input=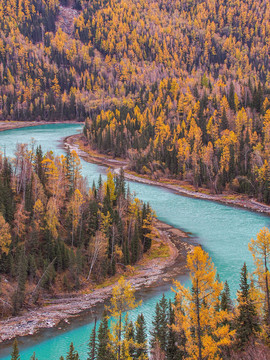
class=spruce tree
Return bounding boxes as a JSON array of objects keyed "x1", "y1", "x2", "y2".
[
  {"x1": 88, "y1": 318, "x2": 97, "y2": 360},
  {"x1": 97, "y1": 312, "x2": 113, "y2": 360},
  {"x1": 135, "y1": 314, "x2": 148, "y2": 359},
  {"x1": 66, "y1": 342, "x2": 79, "y2": 360},
  {"x1": 235, "y1": 263, "x2": 260, "y2": 349},
  {"x1": 11, "y1": 339, "x2": 20, "y2": 360},
  {"x1": 150, "y1": 294, "x2": 168, "y2": 352},
  {"x1": 124, "y1": 320, "x2": 135, "y2": 358},
  {"x1": 221, "y1": 281, "x2": 232, "y2": 313},
  {"x1": 166, "y1": 301, "x2": 184, "y2": 360},
  {"x1": 131, "y1": 224, "x2": 140, "y2": 264}
]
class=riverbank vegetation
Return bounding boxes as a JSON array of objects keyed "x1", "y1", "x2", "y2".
[
  {"x1": 0, "y1": 144, "x2": 154, "y2": 317},
  {"x1": 10, "y1": 226, "x2": 270, "y2": 359}
]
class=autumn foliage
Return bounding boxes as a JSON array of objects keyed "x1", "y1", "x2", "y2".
[{"x1": 0, "y1": 145, "x2": 154, "y2": 316}]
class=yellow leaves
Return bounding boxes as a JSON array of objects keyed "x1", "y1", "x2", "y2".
[
  {"x1": 33, "y1": 199, "x2": 44, "y2": 230},
  {"x1": 106, "y1": 277, "x2": 141, "y2": 358},
  {"x1": 256, "y1": 160, "x2": 269, "y2": 183},
  {"x1": 100, "y1": 211, "x2": 112, "y2": 235},
  {"x1": 13, "y1": 203, "x2": 29, "y2": 241},
  {"x1": 142, "y1": 213, "x2": 156, "y2": 240},
  {"x1": 108, "y1": 277, "x2": 140, "y2": 332},
  {"x1": 248, "y1": 227, "x2": 270, "y2": 312},
  {"x1": 173, "y1": 247, "x2": 234, "y2": 360},
  {"x1": 51, "y1": 28, "x2": 68, "y2": 53},
  {"x1": 249, "y1": 227, "x2": 270, "y2": 260},
  {"x1": 154, "y1": 115, "x2": 170, "y2": 146},
  {"x1": 42, "y1": 157, "x2": 59, "y2": 196},
  {"x1": 0, "y1": 213, "x2": 11, "y2": 256},
  {"x1": 51, "y1": 75, "x2": 61, "y2": 98},
  {"x1": 104, "y1": 170, "x2": 116, "y2": 202},
  {"x1": 235, "y1": 108, "x2": 248, "y2": 136},
  {"x1": 129, "y1": 197, "x2": 142, "y2": 218},
  {"x1": 44, "y1": 198, "x2": 59, "y2": 240},
  {"x1": 68, "y1": 189, "x2": 83, "y2": 230}
]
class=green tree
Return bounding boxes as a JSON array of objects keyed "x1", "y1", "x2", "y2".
[
  {"x1": 235, "y1": 263, "x2": 260, "y2": 349},
  {"x1": 10, "y1": 339, "x2": 20, "y2": 360},
  {"x1": 88, "y1": 318, "x2": 97, "y2": 360},
  {"x1": 150, "y1": 294, "x2": 168, "y2": 352},
  {"x1": 135, "y1": 314, "x2": 148, "y2": 359},
  {"x1": 221, "y1": 281, "x2": 233, "y2": 313},
  {"x1": 66, "y1": 342, "x2": 79, "y2": 360},
  {"x1": 97, "y1": 312, "x2": 114, "y2": 360},
  {"x1": 166, "y1": 300, "x2": 184, "y2": 360}
]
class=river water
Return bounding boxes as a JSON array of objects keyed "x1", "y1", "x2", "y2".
[{"x1": 0, "y1": 124, "x2": 269, "y2": 359}]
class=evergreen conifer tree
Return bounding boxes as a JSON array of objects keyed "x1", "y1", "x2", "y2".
[
  {"x1": 150, "y1": 295, "x2": 168, "y2": 352},
  {"x1": 97, "y1": 312, "x2": 113, "y2": 360},
  {"x1": 66, "y1": 342, "x2": 79, "y2": 360},
  {"x1": 166, "y1": 300, "x2": 183, "y2": 360},
  {"x1": 11, "y1": 339, "x2": 20, "y2": 360},
  {"x1": 88, "y1": 318, "x2": 97, "y2": 360},
  {"x1": 221, "y1": 281, "x2": 232, "y2": 312},
  {"x1": 135, "y1": 314, "x2": 148, "y2": 359},
  {"x1": 235, "y1": 263, "x2": 260, "y2": 349}
]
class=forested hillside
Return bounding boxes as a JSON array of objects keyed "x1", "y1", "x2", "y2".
[
  {"x1": 0, "y1": 144, "x2": 154, "y2": 316},
  {"x1": 1, "y1": 0, "x2": 270, "y2": 202}
]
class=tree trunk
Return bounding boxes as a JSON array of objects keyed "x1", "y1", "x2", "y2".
[
  {"x1": 118, "y1": 312, "x2": 122, "y2": 360},
  {"x1": 264, "y1": 253, "x2": 270, "y2": 325},
  {"x1": 91, "y1": 317, "x2": 97, "y2": 360},
  {"x1": 196, "y1": 279, "x2": 202, "y2": 360}
]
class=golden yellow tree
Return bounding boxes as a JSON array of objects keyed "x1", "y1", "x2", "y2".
[
  {"x1": 0, "y1": 213, "x2": 11, "y2": 256},
  {"x1": 107, "y1": 277, "x2": 140, "y2": 360},
  {"x1": 173, "y1": 247, "x2": 235, "y2": 360},
  {"x1": 104, "y1": 170, "x2": 116, "y2": 203},
  {"x1": 44, "y1": 198, "x2": 60, "y2": 240},
  {"x1": 249, "y1": 227, "x2": 270, "y2": 326}
]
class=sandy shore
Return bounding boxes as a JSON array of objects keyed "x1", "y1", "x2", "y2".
[
  {"x1": 64, "y1": 133, "x2": 270, "y2": 216},
  {"x1": 0, "y1": 220, "x2": 193, "y2": 343}
]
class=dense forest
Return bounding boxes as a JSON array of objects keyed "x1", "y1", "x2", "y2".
[
  {"x1": 11, "y1": 227, "x2": 270, "y2": 360},
  {"x1": 1, "y1": 0, "x2": 270, "y2": 202},
  {"x1": 0, "y1": 144, "x2": 154, "y2": 316}
]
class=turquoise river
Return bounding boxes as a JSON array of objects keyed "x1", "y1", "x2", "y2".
[{"x1": 0, "y1": 123, "x2": 269, "y2": 359}]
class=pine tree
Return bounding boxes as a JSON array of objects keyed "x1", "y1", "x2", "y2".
[
  {"x1": 88, "y1": 318, "x2": 97, "y2": 360},
  {"x1": 221, "y1": 281, "x2": 233, "y2": 313},
  {"x1": 166, "y1": 300, "x2": 184, "y2": 360},
  {"x1": 123, "y1": 319, "x2": 135, "y2": 358},
  {"x1": 235, "y1": 263, "x2": 260, "y2": 349},
  {"x1": 12, "y1": 249, "x2": 27, "y2": 314},
  {"x1": 97, "y1": 312, "x2": 113, "y2": 360},
  {"x1": 131, "y1": 224, "x2": 139, "y2": 264},
  {"x1": 11, "y1": 339, "x2": 20, "y2": 360},
  {"x1": 150, "y1": 294, "x2": 168, "y2": 352},
  {"x1": 135, "y1": 314, "x2": 148, "y2": 359},
  {"x1": 66, "y1": 342, "x2": 79, "y2": 360}
]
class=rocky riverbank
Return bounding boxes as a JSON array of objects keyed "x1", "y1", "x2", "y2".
[
  {"x1": 0, "y1": 121, "x2": 82, "y2": 132},
  {"x1": 0, "y1": 220, "x2": 193, "y2": 343},
  {"x1": 64, "y1": 133, "x2": 270, "y2": 216}
]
